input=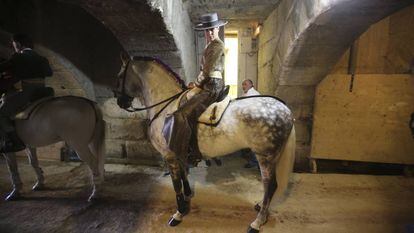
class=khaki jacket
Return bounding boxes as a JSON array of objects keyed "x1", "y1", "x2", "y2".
[{"x1": 196, "y1": 38, "x2": 225, "y2": 87}]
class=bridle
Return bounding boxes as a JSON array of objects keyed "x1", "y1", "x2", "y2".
[{"x1": 113, "y1": 59, "x2": 185, "y2": 124}]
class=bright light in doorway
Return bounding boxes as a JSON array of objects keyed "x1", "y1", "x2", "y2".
[{"x1": 224, "y1": 34, "x2": 238, "y2": 99}]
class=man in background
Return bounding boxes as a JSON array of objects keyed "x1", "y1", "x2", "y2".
[{"x1": 242, "y1": 79, "x2": 260, "y2": 97}]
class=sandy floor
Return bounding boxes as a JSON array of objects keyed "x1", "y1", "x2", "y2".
[{"x1": 0, "y1": 156, "x2": 413, "y2": 233}]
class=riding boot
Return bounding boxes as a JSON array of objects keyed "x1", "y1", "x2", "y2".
[
  {"x1": 0, "y1": 115, "x2": 14, "y2": 132},
  {"x1": 0, "y1": 117, "x2": 10, "y2": 149},
  {"x1": 188, "y1": 124, "x2": 202, "y2": 166},
  {"x1": 168, "y1": 112, "x2": 192, "y2": 161},
  {"x1": 0, "y1": 131, "x2": 26, "y2": 153},
  {"x1": 0, "y1": 115, "x2": 25, "y2": 153}
]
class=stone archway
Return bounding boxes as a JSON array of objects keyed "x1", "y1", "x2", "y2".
[{"x1": 258, "y1": 0, "x2": 414, "y2": 169}]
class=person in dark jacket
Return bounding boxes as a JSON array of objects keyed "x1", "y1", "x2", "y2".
[{"x1": 0, "y1": 33, "x2": 53, "y2": 152}]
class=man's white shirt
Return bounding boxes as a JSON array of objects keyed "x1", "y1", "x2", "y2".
[{"x1": 242, "y1": 87, "x2": 260, "y2": 97}]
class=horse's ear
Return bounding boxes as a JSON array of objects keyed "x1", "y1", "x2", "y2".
[{"x1": 120, "y1": 51, "x2": 130, "y2": 65}]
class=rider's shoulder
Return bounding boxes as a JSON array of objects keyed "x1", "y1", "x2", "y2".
[{"x1": 207, "y1": 38, "x2": 224, "y2": 51}]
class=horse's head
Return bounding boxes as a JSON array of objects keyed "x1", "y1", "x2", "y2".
[{"x1": 114, "y1": 52, "x2": 140, "y2": 110}]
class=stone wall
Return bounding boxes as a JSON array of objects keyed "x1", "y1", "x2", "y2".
[
  {"x1": 149, "y1": 0, "x2": 197, "y2": 82},
  {"x1": 258, "y1": 0, "x2": 327, "y2": 169}
]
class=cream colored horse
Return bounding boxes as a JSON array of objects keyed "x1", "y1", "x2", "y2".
[
  {"x1": 2, "y1": 96, "x2": 105, "y2": 202},
  {"x1": 115, "y1": 56, "x2": 296, "y2": 233}
]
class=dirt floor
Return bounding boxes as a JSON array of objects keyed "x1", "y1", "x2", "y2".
[{"x1": 0, "y1": 155, "x2": 414, "y2": 233}]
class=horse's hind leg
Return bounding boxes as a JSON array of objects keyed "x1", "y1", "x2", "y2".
[
  {"x1": 3, "y1": 152, "x2": 23, "y2": 201},
  {"x1": 26, "y1": 147, "x2": 45, "y2": 191},
  {"x1": 70, "y1": 144, "x2": 102, "y2": 202},
  {"x1": 248, "y1": 154, "x2": 277, "y2": 233},
  {"x1": 182, "y1": 166, "x2": 192, "y2": 198}
]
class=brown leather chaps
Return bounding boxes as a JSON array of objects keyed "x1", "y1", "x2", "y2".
[{"x1": 164, "y1": 78, "x2": 224, "y2": 163}]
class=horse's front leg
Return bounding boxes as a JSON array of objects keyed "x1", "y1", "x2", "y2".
[
  {"x1": 2, "y1": 152, "x2": 23, "y2": 201},
  {"x1": 26, "y1": 147, "x2": 45, "y2": 191},
  {"x1": 167, "y1": 158, "x2": 191, "y2": 226},
  {"x1": 182, "y1": 165, "x2": 193, "y2": 197}
]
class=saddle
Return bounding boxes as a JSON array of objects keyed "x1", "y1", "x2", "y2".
[
  {"x1": 14, "y1": 96, "x2": 54, "y2": 120},
  {"x1": 0, "y1": 87, "x2": 54, "y2": 153},
  {"x1": 176, "y1": 86, "x2": 231, "y2": 125}
]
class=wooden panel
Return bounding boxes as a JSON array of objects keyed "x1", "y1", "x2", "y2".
[
  {"x1": 355, "y1": 17, "x2": 389, "y2": 74},
  {"x1": 311, "y1": 74, "x2": 414, "y2": 164}
]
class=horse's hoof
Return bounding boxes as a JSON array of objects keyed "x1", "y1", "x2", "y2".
[
  {"x1": 254, "y1": 203, "x2": 261, "y2": 212},
  {"x1": 88, "y1": 195, "x2": 99, "y2": 203},
  {"x1": 247, "y1": 226, "x2": 260, "y2": 233},
  {"x1": 88, "y1": 192, "x2": 101, "y2": 203},
  {"x1": 5, "y1": 189, "x2": 21, "y2": 201},
  {"x1": 32, "y1": 182, "x2": 45, "y2": 191},
  {"x1": 168, "y1": 217, "x2": 181, "y2": 227}
]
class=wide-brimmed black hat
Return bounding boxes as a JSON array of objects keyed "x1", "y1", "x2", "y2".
[{"x1": 194, "y1": 12, "x2": 227, "y2": 31}]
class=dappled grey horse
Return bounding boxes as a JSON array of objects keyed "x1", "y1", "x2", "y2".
[
  {"x1": 1, "y1": 96, "x2": 105, "y2": 201},
  {"x1": 115, "y1": 55, "x2": 296, "y2": 233}
]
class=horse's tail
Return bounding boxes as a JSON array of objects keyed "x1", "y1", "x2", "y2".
[
  {"x1": 274, "y1": 125, "x2": 296, "y2": 199},
  {"x1": 89, "y1": 102, "x2": 106, "y2": 181}
]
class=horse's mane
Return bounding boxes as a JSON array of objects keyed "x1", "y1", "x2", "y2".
[{"x1": 132, "y1": 56, "x2": 187, "y2": 90}]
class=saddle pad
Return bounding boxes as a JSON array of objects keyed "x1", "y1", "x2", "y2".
[
  {"x1": 14, "y1": 97, "x2": 54, "y2": 120},
  {"x1": 198, "y1": 95, "x2": 231, "y2": 125}
]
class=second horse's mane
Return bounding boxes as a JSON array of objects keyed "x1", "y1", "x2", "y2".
[{"x1": 132, "y1": 56, "x2": 187, "y2": 90}]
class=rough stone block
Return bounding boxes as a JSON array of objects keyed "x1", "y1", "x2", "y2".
[
  {"x1": 105, "y1": 139, "x2": 125, "y2": 159},
  {"x1": 239, "y1": 36, "x2": 252, "y2": 53},
  {"x1": 278, "y1": 65, "x2": 327, "y2": 86},
  {"x1": 293, "y1": 120, "x2": 311, "y2": 144},
  {"x1": 278, "y1": 19, "x2": 296, "y2": 60},
  {"x1": 46, "y1": 71, "x2": 81, "y2": 89},
  {"x1": 257, "y1": 63, "x2": 276, "y2": 95},
  {"x1": 125, "y1": 140, "x2": 161, "y2": 161},
  {"x1": 293, "y1": 1, "x2": 311, "y2": 34},
  {"x1": 275, "y1": 85, "x2": 316, "y2": 105},
  {"x1": 106, "y1": 118, "x2": 147, "y2": 141},
  {"x1": 53, "y1": 88, "x2": 87, "y2": 97},
  {"x1": 99, "y1": 98, "x2": 147, "y2": 119},
  {"x1": 294, "y1": 144, "x2": 311, "y2": 171},
  {"x1": 289, "y1": 104, "x2": 313, "y2": 121}
]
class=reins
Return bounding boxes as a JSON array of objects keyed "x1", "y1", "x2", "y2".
[
  {"x1": 117, "y1": 59, "x2": 185, "y2": 124},
  {"x1": 122, "y1": 91, "x2": 184, "y2": 113}
]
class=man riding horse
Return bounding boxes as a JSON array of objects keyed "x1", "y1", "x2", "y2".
[
  {"x1": 165, "y1": 13, "x2": 228, "y2": 165},
  {"x1": 0, "y1": 33, "x2": 53, "y2": 153}
]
